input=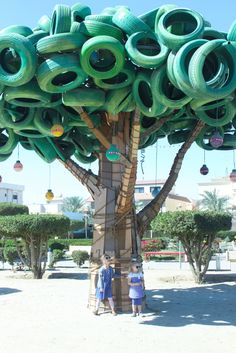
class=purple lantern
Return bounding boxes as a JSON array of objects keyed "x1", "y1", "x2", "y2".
[
  {"x1": 209, "y1": 131, "x2": 224, "y2": 148},
  {"x1": 200, "y1": 164, "x2": 209, "y2": 175},
  {"x1": 230, "y1": 169, "x2": 236, "y2": 182}
]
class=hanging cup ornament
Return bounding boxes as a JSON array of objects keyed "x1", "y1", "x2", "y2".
[
  {"x1": 209, "y1": 131, "x2": 224, "y2": 148},
  {"x1": 200, "y1": 164, "x2": 209, "y2": 175},
  {"x1": 45, "y1": 189, "x2": 54, "y2": 201},
  {"x1": 14, "y1": 160, "x2": 23, "y2": 172},
  {"x1": 51, "y1": 124, "x2": 64, "y2": 137},
  {"x1": 230, "y1": 169, "x2": 236, "y2": 182},
  {"x1": 106, "y1": 144, "x2": 121, "y2": 162}
]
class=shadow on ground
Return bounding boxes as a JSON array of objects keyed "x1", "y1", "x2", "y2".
[
  {"x1": 143, "y1": 282, "x2": 236, "y2": 327},
  {"x1": 48, "y1": 272, "x2": 88, "y2": 280},
  {"x1": 0, "y1": 287, "x2": 22, "y2": 296}
]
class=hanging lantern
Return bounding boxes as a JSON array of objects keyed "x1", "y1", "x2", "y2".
[
  {"x1": 51, "y1": 124, "x2": 64, "y2": 137},
  {"x1": 0, "y1": 175, "x2": 2, "y2": 183},
  {"x1": 106, "y1": 144, "x2": 121, "y2": 162},
  {"x1": 14, "y1": 160, "x2": 23, "y2": 172},
  {"x1": 209, "y1": 130, "x2": 224, "y2": 148},
  {"x1": 200, "y1": 164, "x2": 209, "y2": 175},
  {"x1": 230, "y1": 169, "x2": 236, "y2": 182},
  {"x1": 45, "y1": 189, "x2": 54, "y2": 201}
]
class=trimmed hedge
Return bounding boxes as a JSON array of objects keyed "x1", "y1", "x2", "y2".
[{"x1": 0, "y1": 203, "x2": 29, "y2": 216}]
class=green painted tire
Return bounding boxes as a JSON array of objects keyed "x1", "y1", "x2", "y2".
[
  {"x1": 34, "y1": 107, "x2": 70, "y2": 136},
  {"x1": 154, "y1": 4, "x2": 178, "y2": 32},
  {"x1": 71, "y1": 3, "x2": 91, "y2": 22},
  {"x1": 79, "y1": 20, "x2": 123, "y2": 41},
  {"x1": 29, "y1": 137, "x2": 58, "y2": 162},
  {"x1": 36, "y1": 54, "x2": 87, "y2": 93},
  {"x1": 1, "y1": 25, "x2": 33, "y2": 37},
  {"x1": 151, "y1": 66, "x2": 191, "y2": 109},
  {"x1": 0, "y1": 98, "x2": 35, "y2": 130},
  {"x1": 37, "y1": 32, "x2": 86, "y2": 54},
  {"x1": 167, "y1": 119, "x2": 196, "y2": 132},
  {"x1": 14, "y1": 127, "x2": 43, "y2": 139},
  {"x1": 67, "y1": 129, "x2": 94, "y2": 155},
  {"x1": 50, "y1": 4, "x2": 71, "y2": 35},
  {"x1": 94, "y1": 62, "x2": 135, "y2": 90},
  {"x1": 0, "y1": 33, "x2": 37, "y2": 87},
  {"x1": 70, "y1": 22, "x2": 81, "y2": 33},
  {"x1": 63, "y1": 87, "x2": 105, "y2": 107},
  {"x1": 132, "y1": 71, "x2": 167, "y2": 117},
  {"x1": 157, "y1": 8, "x2": 204, "y2": 51},
  {"x1": 104, "y1": 87, "x2": 133, "y2": 114},
  {"x1": 4, "y1": 80, "x2": 51, "y2": 107},
  {"x1": 195, "y1": 101, "x2": 236, "y2": 127},
  {"x1": 75, "y1": 151, "x2": 97, "y2": 164},
  {"x1": 189, "y1": 40, "x2": 236, "y2": 99},
  {"x1": 227, "y1": 20, "x2": 236, "y2": 41},
  {"x1": 125, "y1": 31, "x2": 169, "y2": 69},
  {"x1": 203, "y1": 27, "x2": 226, "y2": 40},
  {"x1": 81, "y1": 35, "x2": 125, "y2": 79},
  {"x1": 20, "y1": 137, "x2": 34, "y2": 151},
  {"x1": 27, "y1": 30, "x2": 48, "y2": 46},
  {"x1": 0, "y1": 128, "x2": 18, "y2": 154},
  {"x1": 0, "y1": 152, "x2": 12, "y2": 161},
  {"x1": 38, "y1": 15, "x2": 51, "y2": 33},
  {"x1": 168, "y1": 130, "x2": 191, "y2": 145},
  {"x1": 222, "y1": 134, "x2": 236, "y2": 148},
  {"x1": 112, "y1": 8, "x2": 151, "y2": 35},
  {"x1": 139, "y1": 9, "x2": 159, "y2": 29},
  {"x1": 85, "y1": 15, "x2": 114, "y2": 25}
]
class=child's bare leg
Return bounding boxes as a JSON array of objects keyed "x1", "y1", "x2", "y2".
[
  {"x1": 108, "y1": 298, "x2": 117, "y2": 315},
  {"x1": 138, "y1": 305, "x2": 142, "y2": 314},
  {"x1": 93, "y1": 299, "x2": 100, "y2": 315}
]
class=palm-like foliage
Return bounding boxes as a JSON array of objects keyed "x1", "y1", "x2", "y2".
[
  {"x1": 198, "y1": 189, "x2": 229, "y2": 211},
  {"x1": 62, "y1": 196, "x2": 85, "y2": 213}
]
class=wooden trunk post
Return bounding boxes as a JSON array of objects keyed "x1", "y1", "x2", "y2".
[{"x1": 89, "y1": 112, "x2": 139, "y2": 312}]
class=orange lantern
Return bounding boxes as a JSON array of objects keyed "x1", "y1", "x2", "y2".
[
  {"x1": 51, "y1": 124, "x2": 64, "y2": 137},
  {"x1": 45, "y1": 189, "x2": 54, "y2": 201}
]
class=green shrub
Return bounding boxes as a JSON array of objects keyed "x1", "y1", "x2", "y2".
[
  {"x1": 48, "y1": 238, "x2": 92, "y2": 250},
  {"x1": 49, "y1": 242, "x2": 65, "y2": 251},
  {"x1": 3, "y1": 246, "x2": 19, "y2": 267},
  {"x1": 72, "y1": 250, "x2": 89, "y2": 267},
  {"x1": 49, "y1": 249, "x2": 64, "y2": 268},
  {"x1": 0, "y1": 203, "x2": 29, "y2": 216}
]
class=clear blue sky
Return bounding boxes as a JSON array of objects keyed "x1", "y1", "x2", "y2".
[{"x1": 1, "y1": 0, "x2": 236, "y2": 204}]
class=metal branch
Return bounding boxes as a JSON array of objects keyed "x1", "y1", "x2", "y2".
[
  {"x1": 58, "y1": 158, "x2": 101, "y2": 198},
  {"x1": 137, "y1": 120, "x2": 205, "y2": 235},
  {"x1": 116, "y1": 109, "x2": 140, "y2": 213},
  {"x1": 72, "y1": 106, "x2": 132, "y2": 168},
  {"x1": 140, "y1": 115, "x2": 172, "y2": 141}
]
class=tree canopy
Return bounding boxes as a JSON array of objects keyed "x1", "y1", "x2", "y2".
[
  {"x1": 152, "y1": 211, "x2": 232, "y2": 283},
  {"x1": 0, "y1": 4, "x2": 236, "y2": 166},
  {"x1": 198, "y1": 190, "x2": 229, "y2": 212},
  {"x1": 62, "y1": 196, "x2": 85, "y2": 212},
  {"x1": 0, "y1": 203, "x2": 29, "y2": 216}
]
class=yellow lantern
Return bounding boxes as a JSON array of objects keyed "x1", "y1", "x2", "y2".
[
  {"x1": 45, "y1": 189, "x2": 54, "y2": 201},
  {"x1": 51, "y1": 124, "x2": 64, "y2": 137}
]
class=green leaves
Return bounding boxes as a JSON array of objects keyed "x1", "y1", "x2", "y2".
[
  {"x1": 0, "y1": 214, "x2": 70, "y2": 239},
  {"x1": 0, "y1": 203, "x2": 29, "y2": 216}
]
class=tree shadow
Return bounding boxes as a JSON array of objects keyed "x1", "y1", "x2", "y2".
[
  {"x1": 48, "y1": 272, "x2": 88, "y2": 280},
  {"x1": 142, "y1": 283, "x2": 236, "y2": 327},
  {"x1": 0, "y1": 287, "x2": 22, "y2": 296}
]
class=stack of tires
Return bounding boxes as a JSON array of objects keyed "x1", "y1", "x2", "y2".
[{"x1": 0, "y1": 3, "x2": 236, "y2": 163}]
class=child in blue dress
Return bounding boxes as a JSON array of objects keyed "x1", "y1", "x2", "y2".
[
  {"x1": 128, "y1": 262, "x2": 144, "y2": 317},
  {"x1": 94, "y1": 254, "x2": 117, "y2": 316}
]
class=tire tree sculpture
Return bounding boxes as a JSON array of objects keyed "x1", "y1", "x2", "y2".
[{"x1": 1, "y1": 3, "x2": 236, "y2": 310}]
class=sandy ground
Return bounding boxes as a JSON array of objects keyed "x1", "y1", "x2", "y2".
[{"x1": 0, "y1": 264, "x2": 236, "y2": 353}]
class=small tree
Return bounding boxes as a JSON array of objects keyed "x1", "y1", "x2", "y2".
[
  {"x1": 152, "y1": 211, "x2": 232, "y2": 283},
  {"x1": 0, "y1": 203, "x2": 29, "y2": 216},
  {"x1": 0, "y1": 214, "x2": 70, "y2": 279},
  {"x1": 198, "y1": 190, "x2": 229, "y2": 211},
  {"x1": 72, "y1": 250, "x2": 89, "y2": 267}
]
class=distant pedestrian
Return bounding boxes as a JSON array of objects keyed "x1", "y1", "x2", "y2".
[
  {"x1": 128, "y1": 262, "x2": 144, "y2": 317},
  {"x1": 93, "y1": 254, "x2": 117, "y2": 316}
]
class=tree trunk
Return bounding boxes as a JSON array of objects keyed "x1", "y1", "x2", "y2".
[{"x1": 88, "y1": 112, "x2": 140, "y2": 312}]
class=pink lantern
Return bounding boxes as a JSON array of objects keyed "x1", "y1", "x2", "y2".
[
  {"x1": 230, "y1": 169, "x2": 236, "y2": 182},
  {"x1": 200, "y1": 164, "x2": 209, "y2": 175},
  {"x1": 209, "y1": 131, "x2": 224, "y2": 148},
  {"x1": 14, "y1": 160, "x2": 23, "y2": 172}
]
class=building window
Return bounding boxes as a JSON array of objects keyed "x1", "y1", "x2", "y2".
[
  {"x1": 150, "y1": 186, "x2": 161, "y2": 197},
  {"x1": 135, "y1": 187, "x2": 144, "y2": 194},
  {"x1": 12, "y1": 194, "x2": 18, "y2": 203}
]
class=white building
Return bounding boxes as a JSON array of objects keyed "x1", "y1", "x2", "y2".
[
  {"x1": 198, "y1": 176, "x2": 236, "y2": 209},
  {"x1": 28, "y1": 196, "x2": 64, "y2": 214},
  {"x1": 0, "y1": 182, "x2": 24, "y2": 204}
]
